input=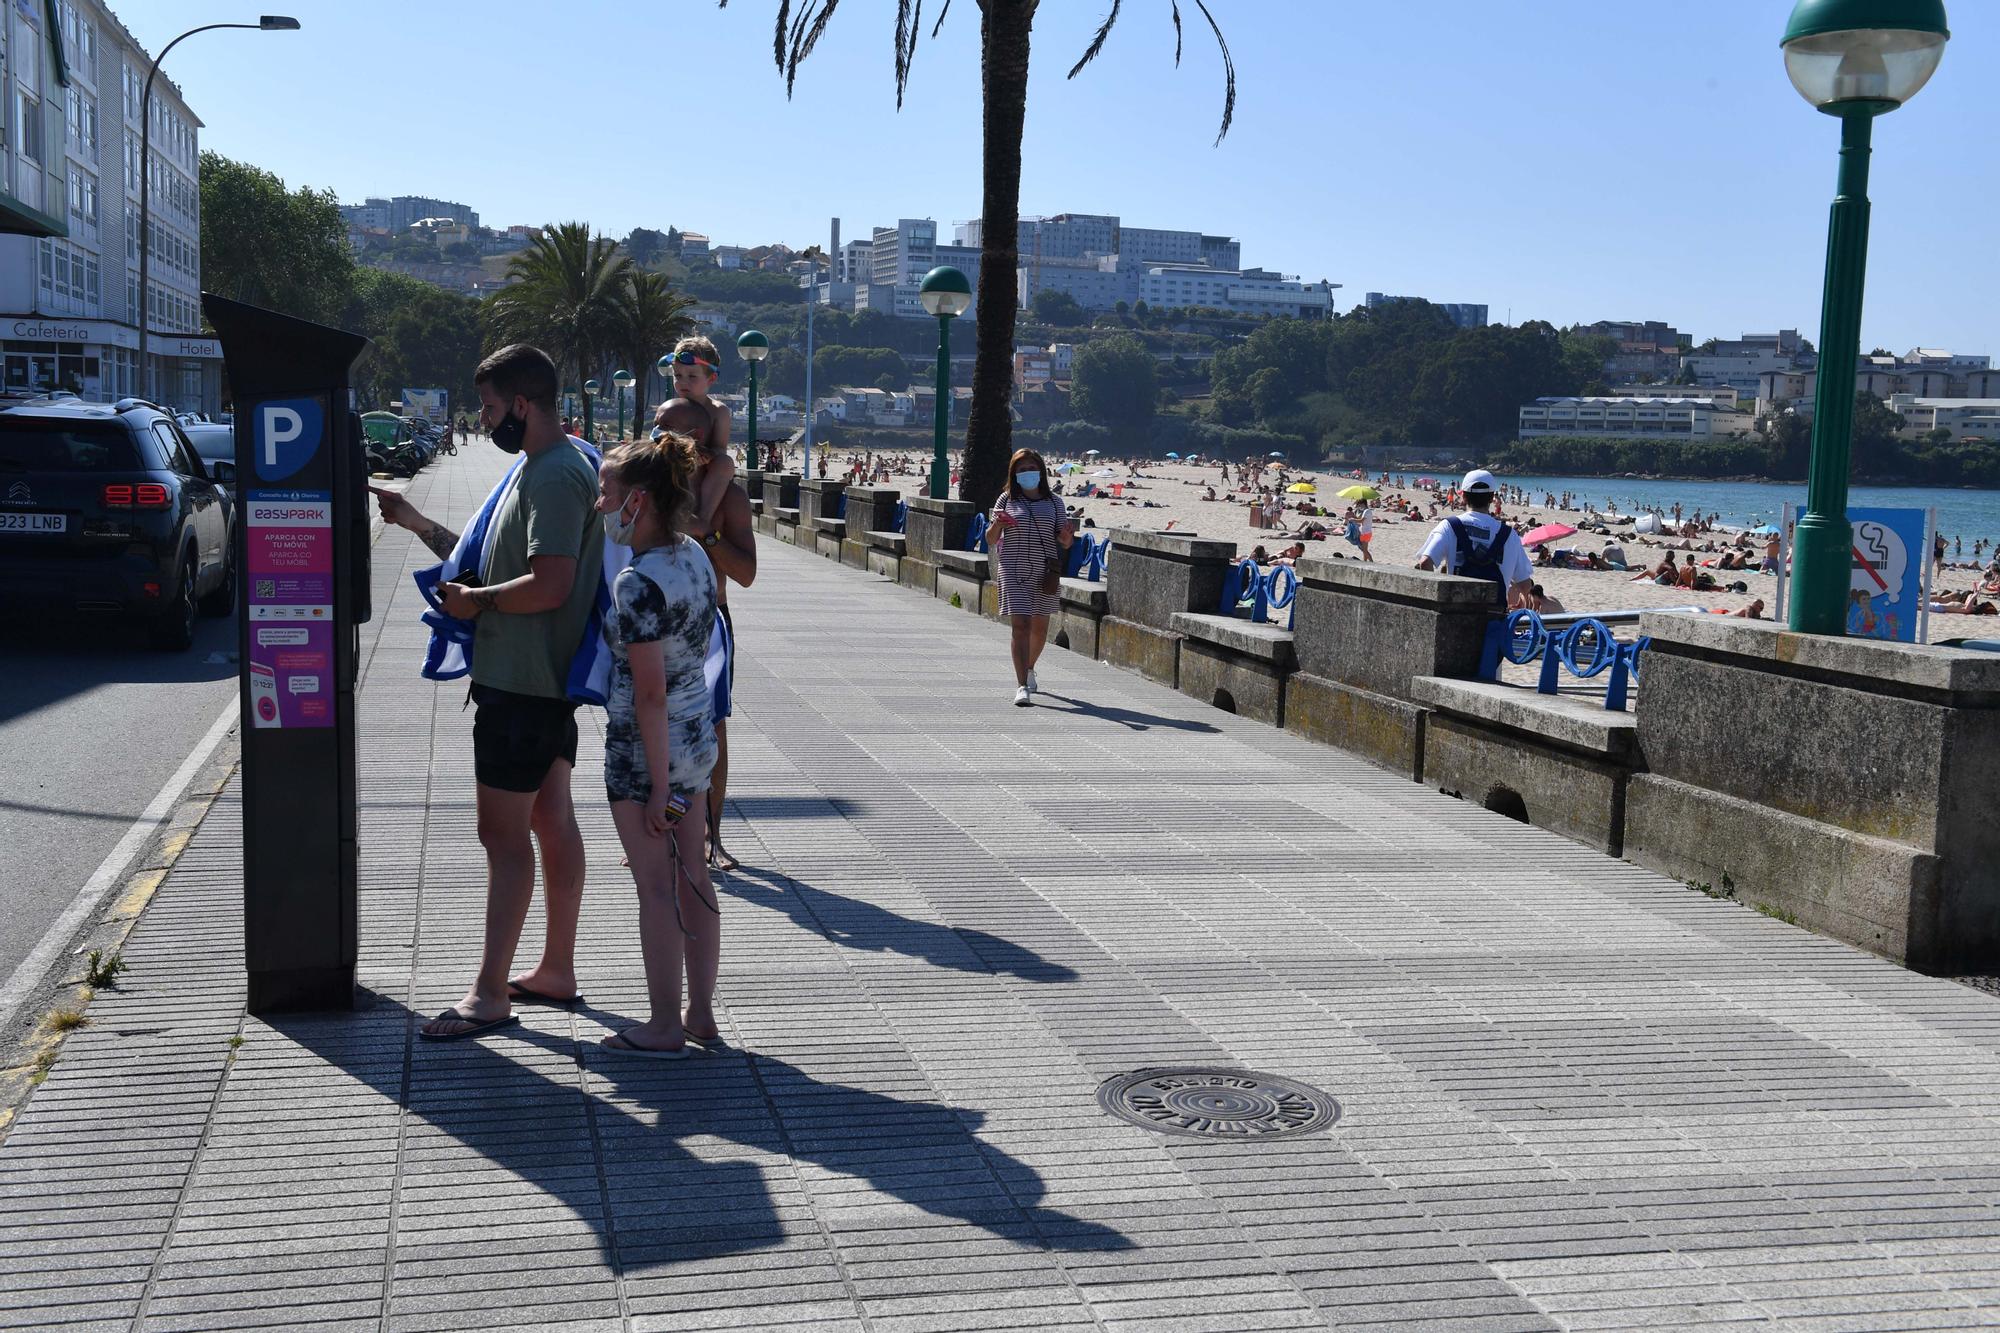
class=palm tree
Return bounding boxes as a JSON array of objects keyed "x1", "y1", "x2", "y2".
[
  {"x1": 719, "y1": 1, "x2": 1233, "y2": 506},
  {"x1": 614, "y1": 270, "x2": 698, "y2": 436},
  {"x1": 481, "y1": 221, "x2": 633, "y2": 419}
]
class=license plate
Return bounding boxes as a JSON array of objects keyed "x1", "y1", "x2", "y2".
[{"x1": 0, "y1": 511, "x2": 65, "y2": 533}]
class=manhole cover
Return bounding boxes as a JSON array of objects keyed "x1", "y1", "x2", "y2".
[{"x1": 1098, "y1": 1067, "x2": 1340, "y2": 1140}]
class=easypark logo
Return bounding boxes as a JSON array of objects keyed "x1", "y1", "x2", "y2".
[{"x1": 246, "y1": 501, "x2": 332, "y2": 527}]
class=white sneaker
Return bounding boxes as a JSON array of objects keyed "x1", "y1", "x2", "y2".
[
  {"x1": 1026, "y1": 669, "x2": 1039, "y2": 694},
  {"x1": 1013, "y1": 685, "x2": 1032, "y2": 707}
]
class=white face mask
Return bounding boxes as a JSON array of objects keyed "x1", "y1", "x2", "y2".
[{"x1": 604, "y1": 494, "x2": 640, "y2": 546}]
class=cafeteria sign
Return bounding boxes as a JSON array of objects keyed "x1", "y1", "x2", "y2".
[{"x1": 1775, "y1": 504, "x2": 1933, "y2": 643}]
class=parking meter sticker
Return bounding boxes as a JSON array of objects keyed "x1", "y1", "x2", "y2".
[
  {"x1": 246, "y1": 620, "x2": 335, "y2": 728},
  {"x1": 256, "y1": 627, "x2": 310, "y2": 646},
  {"x1": 252, "y1": 398, "x2": 325, "y2": 482}
]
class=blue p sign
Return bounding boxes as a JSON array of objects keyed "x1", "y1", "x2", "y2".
[{"x1": 252, "y1": 397, "x2": 324, "y2": 482}]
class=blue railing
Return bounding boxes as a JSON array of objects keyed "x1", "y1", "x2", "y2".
[
  {"x1": 1482, "y1": 609, "x2": 1649, "y2": 711},
  {"x1": 1218, "y1": 560, "x2": 1298, "y2": 628},
  {"x1": 892, "y1": 501, "x2": 907, "y2": 534},
  {"x1": 965, "y1": 512, "x2": 990, "y2": 552},
  {"x1": 833, "y1": 492, "x2": 846, "y2": 519},
  {"x1": 1065, "y1": 532, "x2": 1110, "y2": 581}
]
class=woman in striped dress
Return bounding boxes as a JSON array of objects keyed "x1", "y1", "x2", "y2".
[{"x1": 989, "y1": 447, "x2": 1073, "y2": 706}]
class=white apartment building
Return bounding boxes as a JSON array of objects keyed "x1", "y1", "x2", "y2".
[
  {"x1": 1886, "y1": 395, "x2": 2000, "y2": 442},
  {"x1": 1518, "y1": 396, "x2": 1752, "y2": 441},
  {"x1": 1756, "y1": 353, "x2": 2000, "y2": 418},
  {"x1": 1610, "y1": 383, "x2": 1737, "y2": 408},
  {"x1": 0, "y1": 1, "x2": 216, "y2": 409},
  {"x1": 870, "y1": 219, "x2": 937, "y2": 287},
  {"x1": 1137, "y1": 264, "x2": 1338, "y2": 319}
]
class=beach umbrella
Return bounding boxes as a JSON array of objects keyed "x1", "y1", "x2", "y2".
[
  {"x1": 1749, "y1": 522, "x2": 1780, "y2": 535},
  {"x1": 1268, "y1": 451, "x2": 1285, "y2": 458},
  {"x1": 1286, "y1": 482, "x2": 1316, "y2": 494},
  {"x1": 1165, "y1": 451, "x2": 1181, "y2": 459},
  {"x1": 1084, "y1": 449, "x2": 1100, "y2": 456},
  {"x1": 1091, "y1": 467, "x2": 1116, "y2": 477},
  {"x1": 1336, "y1": 484, "x2": 1379, "y2": 501},
  {"x1": 1521, "y1": 522, "x2": 1578, "y2": 548}
]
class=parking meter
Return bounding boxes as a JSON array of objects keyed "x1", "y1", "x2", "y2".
[{"x1": 202, "y1": 293, "x2": 371, "y2": 1013}]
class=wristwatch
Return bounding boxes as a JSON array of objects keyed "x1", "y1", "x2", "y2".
[{"x1": 702, "y1": 531, "x2": 721, "y2": 548}]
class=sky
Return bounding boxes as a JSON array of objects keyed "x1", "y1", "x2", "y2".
[{"x1": 128, "y1": 0, "x2": 1995, "y2": 353}]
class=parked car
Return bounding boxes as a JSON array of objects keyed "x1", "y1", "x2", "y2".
[
  {"x1": 0, "y1": 397, "x2": 234, "y2": 649},
  {"x1": 181, "y1": 421, "x2": 239, "y2": 511}
]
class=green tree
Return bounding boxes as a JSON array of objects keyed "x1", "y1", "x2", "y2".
[
  {"x1": 611, "y1": 270, "x2": 696, "y2": 433},
  {"x1": 344, "y1": 270, "x2": 482, "y2": 413},
  {"x1": 198, "y1": 151, "x2": 352, "y2": 326},
  {"x1": 480, "y1": 222, "x2": 633, "y2": 402},
  {"x1": 625, "y1": 227, "x2": 671, "y2": 266},
  {"x1": 1031, "y1": 288, "x2": 1085, "y2": 326},
  {"x1": 1071, "y1": 333, "x2": 1157, "y2": 435},
  {"x1": 728, "y1": 0, "x2": 1234, "y2": 505},
  {"x1": 764, "y1": 346, "x2": 807, "y2": 399}
]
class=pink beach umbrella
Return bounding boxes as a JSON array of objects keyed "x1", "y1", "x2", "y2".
[{"x1": 1521, "y1": 522, "x2": 1579, "y2": 548}]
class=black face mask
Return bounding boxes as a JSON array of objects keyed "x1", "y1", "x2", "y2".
[{"x1": 490, "y1": 405, "x2": 527, "y2": 454}]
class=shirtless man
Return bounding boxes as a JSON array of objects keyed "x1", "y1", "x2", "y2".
[{"x1": 658, "y1": 398, "x2": 757, "y2": 871}]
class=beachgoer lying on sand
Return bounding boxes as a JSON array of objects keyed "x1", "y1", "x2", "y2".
[
  {"x1": 1731, "y1": 599, "x2": 1766, "y2": 619},
  {"x1": 1529, "y1": 584, "x2": 1564, "y2": 614}
]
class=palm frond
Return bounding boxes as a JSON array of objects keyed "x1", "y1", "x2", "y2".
[
  {"x1": 1066, "y1": 0, "x2": 1122, "y2": 80},
  {"x1": 1187, "y1": 0, "x2": 1234, "y2": 143}
]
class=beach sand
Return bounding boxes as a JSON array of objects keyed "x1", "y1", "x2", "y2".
[{"x1": 790, "y1": 448, "x2": 1990, "y2": 644}]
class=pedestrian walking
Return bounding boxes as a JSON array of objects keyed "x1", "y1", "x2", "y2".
[
  {"x1": 1414, "y1": 468, "x2": 1533, "y2": 609},
  {"x1": 594, "y1": 432, "x2": 721, "y2": 1059},
  {"x1": 373, "y1": 345, "x2": 606, "y2": 1041},
  {"x1": 988, "y1": 448, "x2": 1073, "y2": 706}
]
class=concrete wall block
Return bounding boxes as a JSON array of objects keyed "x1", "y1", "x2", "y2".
[
  {"x1": 799, "y1": 479, "x2": 847, "y2": 526},
  {"x1": 1283, "y1": 672, "x2": 1424, "y2": 779},
  {"x1": 1292, "y1": 580, "x2": 1491, "y2": 701},
  {"x1": 935, "y1": 567, "x2": 985, "y2": 614},
  {"x1": 1052, "y1": 605, "x2": 1102, "y2": 660},
  {"x1": 1105, "y1": 529, "x2": 1236, "y2": 633},
  {"x1": 980, "y1": 579, "x2": 1001, "y2": 620},
  {"x1": 867, "y1": 548, "x2": 903, "y2": 582},
  {"x1": 774, "y1": 521, "x2": 801, "y2": 547},
  {"x1": 761, "y1": 473, "x2": 801, "y2": 514},
  {"x1": 753, "y1": 513, "x2": 776, "y2": 537},
  {"x1": 844, "y1": 486, "x2": 902, "y2": 536},
  {"x1": 1625, "y1": 773, "x2": 1947, "y2": 969},
  {"x1": 815, "y1": 530, "x2": 844, "y2": 562},
  {"x1": 1100, "y1": 616, "x2": 1181, "y2": 687},
  {"x1": 1178, "y1": 638, "x2": 1287, "y2": 727},
  {"x1": 841, "y1": 537, "x2": 872, "y2": 570},
  {"x1": 1422, "y1": 714, "x2": 1627, "y2": 856},
  {"x1": 905, "y1": 497, "x2": 977, "y2": 566},
  {"x1": 898, "y1": 557, "x2": 939, "y2": 596}
]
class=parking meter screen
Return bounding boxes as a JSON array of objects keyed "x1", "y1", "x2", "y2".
[{"x1": 245, "y1": 396, "x2": 335, "y2": 728}]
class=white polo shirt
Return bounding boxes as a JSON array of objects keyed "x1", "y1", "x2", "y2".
[{"x1": 1417, "y1": 510, "x2": 1534, "y2": 586}]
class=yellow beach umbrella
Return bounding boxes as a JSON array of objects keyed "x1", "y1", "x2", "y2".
[
  {"x1": 1286, "y1": 482, "x2": 1316, "y2": 494},
  {"x1": 1337, "y1": 484, "x2": 1380, "y2": 501}
]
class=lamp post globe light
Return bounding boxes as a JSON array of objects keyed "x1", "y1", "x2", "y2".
[
  {"x1": 656, "y1": 352, "x2": 677, "y2": 434},
  {"x1": 612, "y1": 368, "x2": 634, "y2": 440},
  {"x1": 737, "y1": 330, "x2": 769, "y2": 470},
  {"x1": 1781, "y1": 0, "x2": 1948, "y2": 635},
  {"x1": 138, "y1": 16, "x2": 298, "y2": 404},
  {"x1": 583, "y1": 378, "x2": 601, "y2": 441},
  {"x1": 918, "y1": 266, "x2": 971, "y2": 500}
]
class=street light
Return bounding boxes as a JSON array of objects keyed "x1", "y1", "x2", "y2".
[
  {"x1": 612, "y1": 368, "x2": 634, "y2": 440},
  {"x1": 1781, "y1": 0, "x2": 1948, "y2": 634},
  {"x1": 656, "y1": 352, "x2": 675, "y2": 432},
  {"x1": 583, "y1": 378, "x2": 600, "y2": 441},
  {"x1": 737, "y1": 330, "x2": 768, "y2": 470},
  {"x1": 918, "y1": 266, "x2": 971, "y2": 499},
  {"x1": 138, "y1": 16, "x2": 298, "y2": 405}
]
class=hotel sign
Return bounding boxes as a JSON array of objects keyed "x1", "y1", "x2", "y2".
[{"x1": 3, "y1": 317, "x2": 223, "y2": 359}]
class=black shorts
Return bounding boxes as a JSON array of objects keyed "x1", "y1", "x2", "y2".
[{"x1": 471, "y1": 684, "x2": 579, "y2": 793}]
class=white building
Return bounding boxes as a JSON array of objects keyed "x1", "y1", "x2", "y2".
[
  {"x1": 712, "y1": 244, "x2": 749, "y2": 270},
  {"x1": 1137, "y1": 264, "x2": 1337, "y2": 319},
  {"x1": 1518, "y1": 396, "x2": 1753, "y2": 441},
  {"x1": 0, "y1": 1, "x2": 218, "y2": 409},
  {"x1": 1610, "y1": 383, "x2": 1737, "y2": 408},
  {"x1": 1886, "y1": 395, "x2": 2000, "y2": 442},
  {"x1": 870, "y1": 219, "x2": 937, "y2": 287}
]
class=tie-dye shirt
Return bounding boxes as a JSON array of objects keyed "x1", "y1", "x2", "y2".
[{"x1": 604, "y1": 536, "x2": 718, "y2": 804}]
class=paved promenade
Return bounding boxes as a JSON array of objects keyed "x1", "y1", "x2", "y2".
[{"x1": 5, "y1": 447, "x2": 2000, "y2": 1332}]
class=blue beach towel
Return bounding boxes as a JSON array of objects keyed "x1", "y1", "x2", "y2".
[{"x1": 414, "y1": 437, "x2": 624, "y2": 706}]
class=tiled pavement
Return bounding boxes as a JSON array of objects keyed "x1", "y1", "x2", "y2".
[{"x1": 5, "y1": 445, "x2": 2000, "y2": 1332}]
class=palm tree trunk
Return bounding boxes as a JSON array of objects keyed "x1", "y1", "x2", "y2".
[{"x1": 960, "y1": 0, "x2": 1034, "y2": 507}]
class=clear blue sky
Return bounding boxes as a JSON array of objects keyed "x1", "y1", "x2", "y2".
[{"x1": 132, "y1": 0, "x2": 1994, "y2": 353}]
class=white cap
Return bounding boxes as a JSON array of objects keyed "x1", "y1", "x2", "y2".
[{"x1": 1461, "y1": 468, "x2": 1497, "y2": 493}]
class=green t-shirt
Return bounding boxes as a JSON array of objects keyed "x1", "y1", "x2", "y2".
[{"x1": 472, "y1": 441, "x2": 604, "y2": 699}]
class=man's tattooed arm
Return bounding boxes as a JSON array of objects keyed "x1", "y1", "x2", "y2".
[
  {"x1": 418, "y1": 522, "x2": 459, "y2": 560},
  {"x1": 471, "y1": 587, "x2": 501, "y2": 614}
]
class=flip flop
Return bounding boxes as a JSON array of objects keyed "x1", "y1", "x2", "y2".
[
  {"x1": 508, "y1": 981, "x2": 585, "y2": 1009},
  {"x1": 418, "y1": 1008, "x2": 520, "y2": 1042},
  {"x1": 601, "y1": 1030, "x2": 690, "y2": 1061},
  {"x1": 684, "y1": 1027, "x2": 726, "y2": 1047}
]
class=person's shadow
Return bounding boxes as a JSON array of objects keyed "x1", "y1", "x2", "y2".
[
  {"x1": 273, "y1": 997, "x2": 1132, "y2": 1275},
  {"x1": 1027, "y1": 692, "x2": 1222, "y2": 734},
  {"x1": 722, "y1": 864, "x2": 1078, "y2": 983}
]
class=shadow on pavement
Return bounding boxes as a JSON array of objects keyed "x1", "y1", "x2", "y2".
[
  {"x1": 0, "y1": 614, "x2": 236, "y2": 726},
  {"x1": 273, "y1": 996, "x2": 1132, "y2": 1274},
  {"x1": 721, "y1": 864, "x2": 1079, "y2": 983},
  {"x1": 1028, "y1": 692, "x2": 1221, "y2": 733}
]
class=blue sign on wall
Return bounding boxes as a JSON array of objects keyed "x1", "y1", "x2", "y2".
[
  {"x1": 251, "y1": 397, "x2": 324, "y2": 483},
  {"x1": 1778, "y1": 503, "x2": 1934, "y2": 643}
]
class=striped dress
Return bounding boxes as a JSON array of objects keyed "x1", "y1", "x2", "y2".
[{"x1": 994, "y1": 494, "x2": 1065, "y2": 618}]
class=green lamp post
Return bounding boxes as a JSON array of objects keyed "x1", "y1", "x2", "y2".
[
  {"x1": 612, "y1": 368, "x2": 634, "y2": 440},
  {"x1": 582, "y1": 377, "x2": 601, "y2": 441},
  {"x1": 737, "y1": 330, "x2": 769, "y2": 469},
  {"x1": 656, "y1": 353, "x2": 676, "y2": 435},
  {"x1": 918, "y1": 266, "x2": 972, "y2": 499},
  {"x1": 1781, "y1": 0, "x2": 1948, "y2": 634}
]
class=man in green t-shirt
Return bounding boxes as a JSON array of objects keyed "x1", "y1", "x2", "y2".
[{"x1": 371, "y1": 344, "x2": 603, "y2": 1040}]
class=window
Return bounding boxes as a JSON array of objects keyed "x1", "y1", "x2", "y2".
[{"x1": 16, "y1": 93, "x2": 41, "y2": 164}]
